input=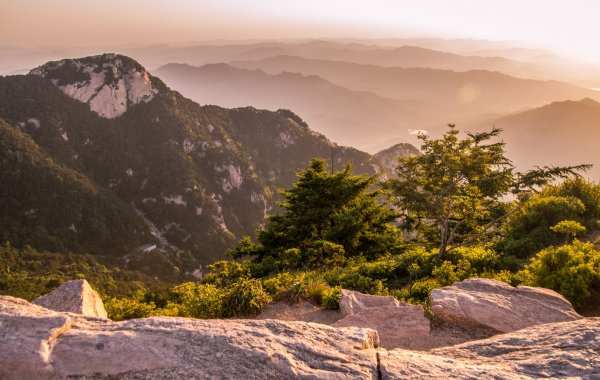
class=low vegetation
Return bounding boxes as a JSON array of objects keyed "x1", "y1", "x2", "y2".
[{"x1": 2, "y1": 125, "x2": 599, "y2": 319}]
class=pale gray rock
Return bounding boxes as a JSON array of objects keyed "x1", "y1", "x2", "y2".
[
  {"x1": 33, "y1": 279, "x2": 108, "y2": 318},
  {"x1": 380, "y1": 317, "x2": 600, "y2": 379},
  {"x1": 1, "y1": 295, "x2": 379, "y2": 379},
  {"x1": 0, "y1": 296, "x2": 72, "y2": 380},
  {"x1": 339, "y1": 289, "x2": 401, "y2": 317},
  {"x1": 430, "y1": 278, "x2": 582, "y2": 333},
  {"x1": 333, "y1": 305, "x2": 430, "y2": 349},
  {"x1": 30, "y1": 54, "x2": 158, "y2": 119}
]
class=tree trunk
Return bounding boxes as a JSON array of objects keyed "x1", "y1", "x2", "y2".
[{"x1": 438, "y1": 222, "x2": 449, "y2": 259}]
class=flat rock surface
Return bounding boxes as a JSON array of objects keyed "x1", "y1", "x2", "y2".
[
  {"x1": 33, "y1": 279, "x2": 107, "y2": 319},
  {"x1": 333, "y1": 305, "x2": 430, "y2": 349},
  {"x1": 380, "y1": 318, "x2": 600, "y2": 379},
  {"x1": 430, "y1": 278, "x2": 582, "y2": 333},
  {"x1": 1, "y1": 296, "x2": 379, "y2": 379}
]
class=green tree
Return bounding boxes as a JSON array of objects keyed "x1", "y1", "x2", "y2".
[
  {"x1": 387, "y1": 124, "x2": 589, "y2": 259},
  {"x1": 386, "y1": 125, "x2": 513, "y2": 258},
  {"x1": 230, "y1": 158, "x2": 401, "y2": 270}
]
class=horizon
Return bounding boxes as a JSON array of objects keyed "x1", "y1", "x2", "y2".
[{"x1": 2, "y1": 0, "x2": 600, "y2": 64}]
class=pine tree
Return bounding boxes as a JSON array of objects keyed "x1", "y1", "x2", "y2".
[{"x1": 230, "y1": 158, "x2": 401, "y2": 270}]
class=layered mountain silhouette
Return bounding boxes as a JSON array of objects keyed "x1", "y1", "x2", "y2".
[
  {"x1": 0, "y1": 54, "x2": 393, "y2": 266},
  {"x1": 155, "y1": 63, "x2": 431, "y2": 150},
  {"x1": 231, "y1": 56, "x2": 599, "y2": 117},
  {"x1": 156, "y1": 54, "x2": 599, "y2": 150}
]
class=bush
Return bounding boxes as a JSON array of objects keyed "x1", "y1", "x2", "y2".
[
  {"x1": 262, "y1": 272, "x2": 306, "y2": 302},
  {"x1": 431, "y1": 261, "x2": 459, "y2": 286},
  {"x1": 518, "y1": 240, "x2": 600, "y2": 307},
  {"x1": 321, "y1": 286, "x2": 341, "y2": 309},
  {"x1": 105, "y1": 297, "x2": 157, "y2": 321},
  {"x1": 500, "y1": 196, "x2": 586, "y2": 257},
  {"x1": 395, "y1": 246, "x2": 438, "y2": 281},
  {"x1": 304, "y1": 278, "x2": 330, "y2": 305},
  {"x1": 544, "y1": 177, "x2": 600, "y2": 231},
  {"x1": 204, "y1": 260, "x2": 250, "y2": 287},
  {"x1": 300, "y1": 240, "x2": 347, "y2": 268},
  {"x1": 221, "y1": 279, "x2": 271, "y2": 317},
  {"x1": 550, "y1": 220, "x2": 586, "y2": 244},
  {"x1": 444, "y1": 246, "x2": 500, "y2": 273},
  {"x1": 406, "y1": 278, "x2": 441, "y2": 303},
  {"x1": 324, "y1": 268, "x2": 386, "y2": 295},
  {"x1": 171, "y1": 282, "x2": 225, "y2": 318}
]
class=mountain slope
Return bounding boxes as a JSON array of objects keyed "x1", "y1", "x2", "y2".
[
  {"x1": 0, "y1": 117, "x2": 149, "y2": 255},
  {"x1": 472, "y1": 98, "x2": 600, "y2": 181},
  {"x1": 0, "y1": 54, "x2": 381, "y2": 265},
  {"x1": 154, "y1": 63, "x2": 430, "y2": 150}
]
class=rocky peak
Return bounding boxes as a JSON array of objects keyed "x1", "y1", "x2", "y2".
[
  {"x1": 374, "y1": 142, "x2": 420, "y2": 179},
  {"x1": 29, "y1": 53, "x2": 160, "y2": 119}
]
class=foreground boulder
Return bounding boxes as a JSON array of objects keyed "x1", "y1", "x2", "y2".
[
  {"x1": 430, "y1": 278, "x2": 582, "y2": 333},
  {"x1": 334, "y1": 290, "x2": 430, "y2": 349},
  {"x1": 380, "y1": 317, "x2": 600, "y2": 379},
  {"x1": 2, "y1": 295, "x2": 598, "y2": 379},
  {"x1": 339, "y1": 289, "x2": 402, "y2": 317},
  {"x1": 0, "y1": 296, "x2": 379, "y2": 379},
  {"x1": 33, "y1": 279, "x2": 107, "y2": 318}
]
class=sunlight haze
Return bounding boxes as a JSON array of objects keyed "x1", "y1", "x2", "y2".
[{"x1": 2, "y1": 0, "x2": 600, "y2": 62}]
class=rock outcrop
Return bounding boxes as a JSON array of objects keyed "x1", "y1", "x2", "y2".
[
  {"x1": 339, "y1": 289, "x2": 402, "y2": 317},
  {"x1": 33, "y1": 279, "x2": 107, "y2": 319},
  {"x1": 1, "y1": 294, "x2": 598, "y2": 379},
  {"x1": 334, "y1": 290, "x2": 430, "y2": 349},
  {"x1": 373, "y1": 142, "x2": 420, "y2": 179},
  {"x1": 30, "y1": 53, "x2": 159, "y2": 118},
  {"x1": 1, "y1": 296, "x2": 379, "y2": 379},
  {"x1": 430, "y1": 278, "x2": 582, "y2": 333},
  {"x1": 379, "y1": 318, "x2": 600, "y2": 379}
]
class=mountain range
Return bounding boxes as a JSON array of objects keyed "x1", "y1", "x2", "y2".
[
  {"x1": 154, "y1": 55, "x2": 600, "y2": 152},
  {"x1": 0, "y1": 53, "x2": 390, "y2": 270},
  {"x1": 154, "y1": 63, "x2": 430, "y2": 150}
]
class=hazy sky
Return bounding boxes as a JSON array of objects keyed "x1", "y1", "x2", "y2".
[{"x1": 2, "y1": 0, "x2": 600, "y2": 62}]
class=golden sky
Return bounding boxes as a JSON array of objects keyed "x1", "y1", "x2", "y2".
[{"x1": 2, "y1": 0, "x2": 599, "y2": 62}]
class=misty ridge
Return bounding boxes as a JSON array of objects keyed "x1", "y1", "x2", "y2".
[
  {"x1": 5, "y1": 38, "x2": 599, "y2": 178},
  {"x1": 98, "y1": 38, "x2": 600, "y2": 180}
]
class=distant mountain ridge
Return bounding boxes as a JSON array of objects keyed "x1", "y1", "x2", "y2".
[
  {"x1": 0, "y1": 53, "x2": 406, "y2": 268},
  {"x1": 472, "y1": 97, "x2": 600, "y2": 181},
  {"x1": 155, "y1": 62, "x2": 430, "y2": 150},
  {"x1": 231, "y1": 55, "x2": 600, "y2": 116}
]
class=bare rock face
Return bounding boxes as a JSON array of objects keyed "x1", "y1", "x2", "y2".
[
  {"x1": 379, "y1": 317, "x2": 600, "y2": 379},
  {"x1": 30, "y1": 53, "x2": 159, "y2": 119},
  {"x1": 1, "y1": 296, "x2": 379, "y2": 379},
  {"x1": 430, "y1": 278, "x2": 582, "y2": 333},
  {"x1": 339, "y1": 289, "x2": 402, "y2": 317},
  {"x1": 33, "y1": 279, "x2": 108, "y2": 319},
  {"x1": 333, "y1": 305, "x2": 430, "y2": 349}
]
